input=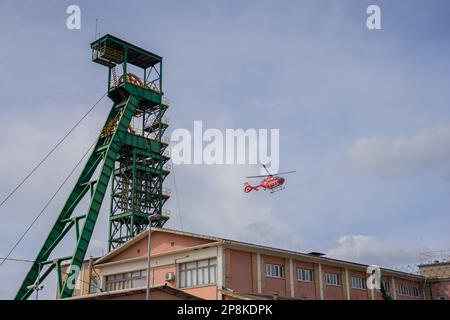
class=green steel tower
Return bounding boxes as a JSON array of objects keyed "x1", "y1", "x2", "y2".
[{"x1": 15, "y1": 35, "x2": 170, "y2": 300}]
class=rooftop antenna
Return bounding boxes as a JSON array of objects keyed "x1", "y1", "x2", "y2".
[{"x1": 95, "y1": 18, "x2": 100, "y2": 40}]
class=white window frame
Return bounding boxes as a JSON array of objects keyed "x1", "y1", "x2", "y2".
[
  {"x1": 104, "y1": 269, "x2": 146, "y2": 292},
  {"x1": 178, "y1": 258, "x2": 217, "y2": 289},
  {"x1": 297, "y1": 268, "x2": 313, "y2": 282},
  {"x1": 397, "y1": 284, "x2": 419, "y2": 297},
  {"x1": 397, "y1": 284, "x2": 404, "y2": 295},
  {"x1": 351, "y1": 276, "x2": 366, "y2": 289},
  {"x1": 381, "y1": 281, "x2": 389, "y2": 292},
  {"x1": 325, "y1": 272, "x2": 340, "y2": 286},
  {"x1": 265, "y1": 263, "x2": 284, "y2": 278}
]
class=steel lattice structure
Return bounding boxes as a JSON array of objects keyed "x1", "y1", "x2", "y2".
[{"x1": 15, "y1": 35, "x2": 170, "y2": 300}]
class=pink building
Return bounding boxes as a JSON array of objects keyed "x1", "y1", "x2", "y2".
[
  {"x1": 419, "y1": 260, "x2": 450, "y2": 300},
  {"x1": 67, "y1": 227, "x2": 433, "y2": 300}
]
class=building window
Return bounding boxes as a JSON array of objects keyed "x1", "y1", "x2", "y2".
[
  {"x1": 325, "y1": 272, "x2": 340, "y2": 286},
  {"x1": 397, "y1": 284, "x2": 404, "y2": 295},
  {"x1": 397, "y1": 284, "x2": 420, "y2": 297},
  {"x1": 398, "y1": 284, "x2": 404, "y2": 295},
  {"x1": 297, "y1": 268, "x2": 313, "y2": 282},
  {"x1": 266, "y1": 263, "x2": 284, "y2": 278},
  {"x1": 351, "y1": 276, "x2": 366, "y2": 289},
  {"x1": 381, "y1": 281, "x2": 389, "y2": 292},
  {"x1": 179, "y1": 258, "x2": 217, "y2": 288},
  {"x1": 104, "y1": 270, "x2": 146, "y2": 292}
]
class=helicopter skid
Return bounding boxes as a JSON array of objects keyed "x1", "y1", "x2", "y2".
[{"x1": 270, "y1": 186, "x2": 285, "y2": 194}]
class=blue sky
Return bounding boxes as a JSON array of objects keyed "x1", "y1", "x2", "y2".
[{"x1": 0, "y1": 0, "x2": 449, "y2": 299}]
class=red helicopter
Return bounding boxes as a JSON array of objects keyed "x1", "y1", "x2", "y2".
[{"x1": 243, "y1": 165, "x2": 296, "y2": 193}]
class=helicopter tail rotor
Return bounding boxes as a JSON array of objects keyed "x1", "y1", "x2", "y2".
[{"x1": 243, "y1": 182, "x2": 257, "y2": 193}]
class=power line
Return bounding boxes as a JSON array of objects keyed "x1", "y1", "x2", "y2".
[
  {"x1": 0, "y1": 254, "x2": 111, "y2": 297},
  {"x1": 0, "y1": 138, "x2": 97, "y2": 267},
  {"x1": 4, "y1": 256, "x2": 165, "y2": 299},
  {"x1": 0, "y1": 257, "x2": 35, "y2": 263},
  {"x1": 2, "y1": 256, "x2": 112, "y2": 297},
  {"x1": 58, "y1": 266, "x2": 111, "y2": 297},
  {"x1": 0, "y1": 92, "x2": 107, "y2": 211}
]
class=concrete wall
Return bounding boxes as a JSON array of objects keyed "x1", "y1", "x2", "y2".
[
  {"x1": 419, "y1": 262, "x2": 450, "y2": 300},
  {"x1": 294, "y1": 260, "x2": 317, "y2": 300},
  {"x1": 261, "y1": 255, "x2": 287, "y2": 297},
  {"x1": 349, "y1": 270, "x2": 369, "y2": 300},
  {"x1": 395, "y1": 278, "x2": 422, "y2": 300},
  {"x1": 322, "y1": 266, "x2": 344, "y2": 300},
  {"x1": 229, "y1": 249, "x2": 254, "y2": 293},
  {"x1": 183, "y1": 285, "x2": 218, "y2": 300},
  {"x1": 96, "y1": 231, "x2": 220, "y2": 300},
  {"x1": 204, "y1": 246, "x2": 423, "y2": 300},
  {"x1": 428, "y1": 280, "x2": 450, "y2": 300},
  {"x1": 109, "y1": 231, "x2": 214, "y2": 263},
  {"x1": 419, "y1": 263, "x2": 450, "y2": 279},
  {"x1": 374, "y1": 276, "x2": 391, "y2": 300},
  {"x1": 84, "y1": 230, "x2": 427, "y2": 301}
]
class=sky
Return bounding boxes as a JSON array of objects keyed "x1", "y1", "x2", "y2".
[{"x1": 0, "y1": 0, "x2": 450, "y2": 299}]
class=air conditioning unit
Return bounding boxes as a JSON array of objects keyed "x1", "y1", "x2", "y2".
[{"x1": 165, "y1": 272, "x2": 175, "y2": 281}]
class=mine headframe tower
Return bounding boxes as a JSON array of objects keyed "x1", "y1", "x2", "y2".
[{"x1": 15, "y1": 35, "x2": 171, "y2": 300}]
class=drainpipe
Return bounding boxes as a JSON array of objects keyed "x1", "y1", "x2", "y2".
[{"x1": 88, "y1": 256, "x2": 94, "y2": 294}]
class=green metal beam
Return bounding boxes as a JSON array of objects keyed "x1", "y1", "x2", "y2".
[
  {"x1": 15, "y1": 95, "x2": 140, "y2": 300},
  {"x1": 16, "y1": 36, "x2": 170, "y2": 300}
]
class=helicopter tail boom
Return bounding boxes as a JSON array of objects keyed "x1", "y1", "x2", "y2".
[{"x1": 243, "y1": 182, "x2": 259, "y2": 193}]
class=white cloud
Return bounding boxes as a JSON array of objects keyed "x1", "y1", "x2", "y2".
[
  {"x1": 237, "y1": 220, "x2": 306, "y2": 252},
  {"x1": 342, "y1": 124, "x2": 450, "y2": 178},
  {"x1": 326, "y1": 235, "x2": 419, "y2": 267}
]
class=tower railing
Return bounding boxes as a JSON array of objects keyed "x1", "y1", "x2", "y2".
[
  {"x1": 147, "y1": 132, "x2": 170, "y2": 144},
  {"x1": 109, "y1": 70, "x2": 161, "y2": 94}
]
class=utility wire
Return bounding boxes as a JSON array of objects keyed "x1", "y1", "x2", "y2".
[
  {"x1": 4, "y1": 257, "x2": 161, "y2": 298},
  {"x1": 0, "y1": 138, "x2": 97, "y2": 267},
  {"x1": 0, "y1": 92, "x2": 107, "y2": 210},
  {"x1": 1, "y1": 256, "x2": 113, "y2": 297},
  {"x1": 0, "y1": 257, "x2": 35, "y2": 263},
  {"x1": 60, "y1": 269, "x2": 110, "y2": 296}
]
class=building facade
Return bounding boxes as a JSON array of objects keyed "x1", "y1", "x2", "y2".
[
  {"x1": 65, "y1": 228, "x2": 436, "y2": 300},
  {"x1": 419, "y1": 260, "x2": 450, "y2": 300}
]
